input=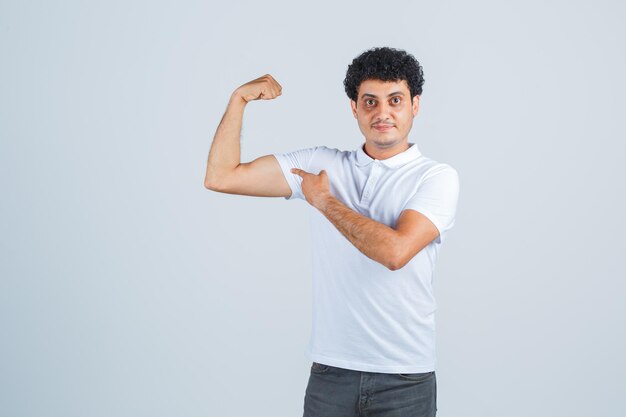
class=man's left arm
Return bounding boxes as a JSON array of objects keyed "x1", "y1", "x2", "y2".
[
  {"x1": 290, "y1": 168, "x2": 439, "y2": 271},
  {"x1": 319, "y1": 195, "x2": 439, "y2": 270}
]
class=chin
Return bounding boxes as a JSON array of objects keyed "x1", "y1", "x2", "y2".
[{"x1": 371, "y1": 138, "x2": 398, "y2": 148}]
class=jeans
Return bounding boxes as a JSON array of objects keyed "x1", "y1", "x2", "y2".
[{"x1": 303, "y1": 362, "x2": 437, "y2": 417}]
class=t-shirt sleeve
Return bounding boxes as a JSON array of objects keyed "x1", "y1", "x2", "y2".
[
  {"x1": 401, "y1": 164, "x2": 460, "y2": 239},
  {"x1": 272, "y1": 146, "x2": 321, "y2": 200}
]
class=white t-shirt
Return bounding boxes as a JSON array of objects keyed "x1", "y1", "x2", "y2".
[{"x1": 273, "y1": 142, "x2": 460, "y2": 373}]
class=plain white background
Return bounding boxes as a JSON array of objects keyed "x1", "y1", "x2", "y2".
[{"x1": 1, "y1": 1, "x2": 625, "y2": 416}]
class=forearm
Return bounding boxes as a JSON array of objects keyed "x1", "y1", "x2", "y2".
[
  {"x1": 204, "y1": 94, "x2": 247, "y2": 188},
  {"x1": 319, "y1": 196, "x2": 400, "y2": 270}
]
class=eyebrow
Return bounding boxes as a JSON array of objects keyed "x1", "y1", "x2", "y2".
[{"x1": 360, "y1": 91, "x2": 405, "y2": 99}]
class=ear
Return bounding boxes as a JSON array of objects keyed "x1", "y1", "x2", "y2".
[
  {"x1": 412, "y1": 95, "x2": 420, "y2": 116},
  {"x1": 350, "y1": 99, "x2": 357, "y2": 118}
]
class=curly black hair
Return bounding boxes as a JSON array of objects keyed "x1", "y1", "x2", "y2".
[{"x1": 343, "y1": 47, "x2": 425, "y2": 105}]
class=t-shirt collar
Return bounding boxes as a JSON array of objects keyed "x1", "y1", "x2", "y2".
[{"x1": 356, "y1": 142, "x2": 422, "y2": 168}]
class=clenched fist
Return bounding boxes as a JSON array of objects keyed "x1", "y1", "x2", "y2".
[{"x1": 233, "y1": 74, "x2": 283, "y2": 103}]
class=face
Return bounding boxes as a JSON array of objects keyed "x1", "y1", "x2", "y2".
[{"x1": 350, "y1": 78, "x2": 420, "y2": 151}]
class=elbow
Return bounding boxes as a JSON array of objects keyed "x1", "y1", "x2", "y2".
[
  {"x1": 204, "y1": 170, "x2": 225, "y2": 191},
  {"x1": 385, "y1": 249, "x2": 408, "y2": 271},
  {"x1": 205, "y1": 167, "x2": 237, "y2": 192},
  {"x1": 387, "y1": 264, "x2": 399, "y2": 272},
  {"x1": 386, "y1": 258, "x2": 406, "y2": 271},
  {"x1": 204, "y1": 178, "x2": 221, "y2": 191}
]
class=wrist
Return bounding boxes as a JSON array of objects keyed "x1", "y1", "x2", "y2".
[
  {"x1": 229, "y1": 92, "x2": 248, "y2": 107},
  {"x1": 317, "y1": 193, "x2": 336, "y2": 212}
]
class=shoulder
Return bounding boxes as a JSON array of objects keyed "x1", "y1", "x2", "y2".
[
  {"x1": 313, "y1": 145, "x2": 343, "y2": 156},
  {"x1": 308, "y1": 145, "x2": 347, "y2": 163},
  {"x1": 417, "y1": 155, "x2": 459, "y2": 179},
  {"x1": 405, "y1": 156, "x2": 459, "y2": 192},
  {"x1": 428, "y1": 162, "x2": 459, "y2": 178}
]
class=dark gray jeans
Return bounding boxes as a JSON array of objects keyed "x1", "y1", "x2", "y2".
[{"x1": 303, "y1": 362, "x2": 437, "y2": 417}]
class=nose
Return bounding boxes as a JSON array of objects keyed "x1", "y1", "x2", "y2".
[{"x1": 374, "y1": 100, "x2": 392, "y2": 121}]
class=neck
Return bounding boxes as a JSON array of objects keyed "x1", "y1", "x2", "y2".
[{"x1": 363, "y1": 139, "x2": 410, "y2": 160}]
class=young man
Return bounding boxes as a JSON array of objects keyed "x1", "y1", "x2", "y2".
[{"x1": 205, "y1": 46, "x2": 459, "y2": 417}]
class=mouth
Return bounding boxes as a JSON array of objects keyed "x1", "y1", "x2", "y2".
[{"x1": 373, "y1": 124, "x2": 394, "y2": 131}]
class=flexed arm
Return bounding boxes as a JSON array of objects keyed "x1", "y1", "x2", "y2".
[{"x1": 204, "y1": 74, "x2": 292, "y2": 198}]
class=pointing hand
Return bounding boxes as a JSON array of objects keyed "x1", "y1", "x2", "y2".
[{"x1": 290, "y1": 168, "x2": 332, "y2": 210}]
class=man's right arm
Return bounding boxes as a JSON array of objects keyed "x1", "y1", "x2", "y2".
[{"x1": 204, "y1": 74, "x2": 292, "y2": 198}]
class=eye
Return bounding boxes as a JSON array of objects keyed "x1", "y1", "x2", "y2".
[
  {"x1": 366, "y1": 99, "x2": 375, "y2": 106},
  {"x1": 391, "y1": 97, "x2": 401, "y2": 104}
]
